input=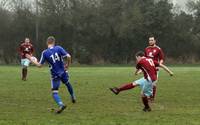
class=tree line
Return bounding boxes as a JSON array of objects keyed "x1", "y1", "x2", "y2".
[{"x1": 0, "y1": 0, "x2": 200, "y2": 64}]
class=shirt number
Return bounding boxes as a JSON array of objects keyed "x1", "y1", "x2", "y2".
[
  {"x1": 50, "y1": 53, "x2": 60, "y2": 63},
  {"x1": 146, "y1": 58, "x2": 155, "y2": 66}
]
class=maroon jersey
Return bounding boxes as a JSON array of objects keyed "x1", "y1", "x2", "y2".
[
  {"x1": 136, "y1": 57, "x2": 159, "y2": 82},
  {"x1": 145, "y1": 46, "x2": 164, "y2": 63},
  {"x1": 19, "y1": 42, "x2": 34, "y2": 59}
]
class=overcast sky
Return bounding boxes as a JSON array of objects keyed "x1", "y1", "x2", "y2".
[
  {"x1": 1, "y1": 0, "x2": 197, "y2": 11},
  {"x1": 172, "y1": 0, "x2": 188, "y2": 7}
]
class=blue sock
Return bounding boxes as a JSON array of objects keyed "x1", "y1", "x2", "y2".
[
  {"x1": 52, "y1": 92, "x2": 64, "y2": 107},
  {"x1": 65, "y1": 82, "x2": 75, "y2": 99}
]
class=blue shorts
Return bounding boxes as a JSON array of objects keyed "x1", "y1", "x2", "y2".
[
  {"x1": 51, "y1": 72, "x2": 69, "y2": 91},
  {"x1": 134, "y1": 77, "x2": 153, "y2": 97},
  {"x1": 21, "y1": 59, "x2": 30, "y2": 67}
]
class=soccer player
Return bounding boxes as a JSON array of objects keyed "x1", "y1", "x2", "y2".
[
  {"x1": 26, "y1": 36, "x2": 76, "y2": 114},
  {"x1": 18, "y1": 37, "x2": 34, "y2": 81},
  {"x1": 110, "y1": 51, "x2": 173, "y2": 112},
  {"x1": 144, "y1": 36, "x2": 164, "y2": 101}
]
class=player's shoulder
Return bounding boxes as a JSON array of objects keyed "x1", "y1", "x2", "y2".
[
  {"x1": 136, "y1": 58, "x2": 146, "y2": 68},
  {"x1": 41, "y1": 49, "x2": 48, "y2": 55},
  {"x1": 55, "y1": 45, "x2": 66, "y2": 52},
  {"x1": 29, "y1": 42, "x2": 33, "y2": 46},
  {"x1": 138, "y1": 57, "x2": 147, "y2": 63},
  {"x1": 20, "y1": 42, "x2": 25, "y2": 46},
  {"x1": 155, "y1": 45, "x2": 162, "y2": 50},
  {"x1": 55, "y1": 45, "x2": 64, "y2": 49},
  {"x1": 145, "y1": 46, "x2": 150, "y2": 50}
]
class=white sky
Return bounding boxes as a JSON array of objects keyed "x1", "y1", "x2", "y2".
[
  {"x1": 0, "y1": 0, "x2": 197, "y2": 11},
  {"x1": 171, "y1": 0, "x2": 197, "y2": 8}
]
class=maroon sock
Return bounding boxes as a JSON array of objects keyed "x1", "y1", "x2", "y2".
[
  {"x1": 22, "y1": 68, "x2": 27, "y2": 80},
  {"x1": 152, "y1": 85, "x2": 157, "y2": 98},
  {"x1": 142, "y1": 96, "x2": 150, "y2": 108},
  {"x1": 118, "y1": 83, "x2": 136, "y2": 92},
  {"x1": 24, "y1": 68, "x2": 27, "y2": 78}
]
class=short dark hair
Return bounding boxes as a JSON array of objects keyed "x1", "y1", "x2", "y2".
[
  {"x1": 149, "y1": 35, "x2": 157, "y2": 41},
  {"x1": 47, "y1": 36, "x2": 55, "y2": 44},
  {"x1": 135, "y1": 51, "x2": 145, "y2": 57}
]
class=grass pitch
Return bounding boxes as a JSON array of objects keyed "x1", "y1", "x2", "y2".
[{"x1": 0, "y1": 66, "x2": 199, "y2": 125}]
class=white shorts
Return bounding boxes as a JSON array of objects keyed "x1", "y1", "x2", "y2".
[
  {"x1": 21, "y1": 58, "x2": 30, "y2": 67},
  {"x1": 134, "y1": 77, "x2": 153, "y2": 97}
]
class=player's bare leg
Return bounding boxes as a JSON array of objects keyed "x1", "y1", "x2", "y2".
[
  {"x1": 110, "y1": 83, "x2": 138, "y2": 95},
  {"x1": 150, "y1": 82, "x2": 157, "y2": 102}
]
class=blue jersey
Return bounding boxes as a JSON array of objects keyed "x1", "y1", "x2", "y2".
[{"x1": 39, "y1": 45, "x2": 69, "y2": 78}]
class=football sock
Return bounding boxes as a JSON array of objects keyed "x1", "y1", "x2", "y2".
[
  {"x1": 22, "y1": 68, "x2": 27, "y2": 79},
  {"x1": 22, "y1": 69, "x2": 25, "y2": 79},
  {"x1": 118, "y1": 83, "x2": 136, "y2": 92},
  {"x1": 152, "y1": 85, "x2": 157, "y2": 99},
  {"x1": 65, "y1": 82, "x2": 75, "y2": 99},
  {"x1": 142, "y1": 96, "x2": 150, "y2": 108},
  {"x1": 52, "y1": 91, "x2": 64, "y2": 107},
  {"x1": 22, "y1": 68, "x2": 27, "y2": 78}
]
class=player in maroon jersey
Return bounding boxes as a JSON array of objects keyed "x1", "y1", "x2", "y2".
[
  {"x1": 18, "y1": 38, "x2": 34, "y2": 81},
  {"x1": 144, "y1": 36, "x2": 164, "y2": 101},
  {"x1": 110, "y1": 51, "x2": 173, "y2": 112}
]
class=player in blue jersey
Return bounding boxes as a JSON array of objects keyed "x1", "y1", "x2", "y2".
[{"x1": 26, "y1": 36, "x2": 76, "y2": 114}]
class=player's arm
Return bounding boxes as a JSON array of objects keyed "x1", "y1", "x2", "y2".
[
  {"x1": 64, "y1": 54, "x2": 71, "y2": 71},
  {"x1": 144, "y1": 48, "x2": 148, "y2": 57},
  {"x1": 159, "y1": 59, "x2": 164, "y2": 65},
  {"x1": 25, "y1": 54, "x2": 42, "y2": 67},
  {"x1": 32, "y1": 59, "x2": 42, "y2": 67},
  {"x1": 159, "y1": 48, "x2": 164, "y2": 65},
  {"x1": 135, "y1": 64, "x2": 142, "y2": 75},
  {"x1": 159, "y1": 64, "x2": 173, "y2": 76},
  {"x1": 18, "y1": 44, "x2": 23, "y2": 56},
  {"x1": 135, "y1": 69, "x2": 142, "y2": 75},
  {"x1": 30, "y1": 45, "x2": 34, "y2": 55},
  {"x1": 59, "y1": 46, "x2": 71, "y2": 71}
]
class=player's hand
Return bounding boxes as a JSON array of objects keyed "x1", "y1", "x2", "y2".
[
  {"x1": 135, "y1": 69, "x2": 142, "y2": 75},
  {"x1": 21, "y1": 53, "x2": 24, "y2": 56},
  {"x1": 169, "y1": 72, "x2": 174, "y2": 76},
  {"x1": 25, "y1": 54, "x2": 31, "y2": 60}
]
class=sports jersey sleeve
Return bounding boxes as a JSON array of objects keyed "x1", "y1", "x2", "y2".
[
  {"x1": 18, "y1": 44, "x2": 22, "y2": 54},
  {"x1": 136, "y1": 63, "x2": 141, "y2": 70},
  {"x1": 58, "y1": 46, "x2": 69, "y2": 57},
  {"x1": 30, "y1": 44, "x2": 34, "y2": 54},
  {"x1": 159, "y1": 48, "x2": 164, "y2": 61},
  {"x1": 153, "y1": 60, "x2": 160, "y2": 67},
  {"x1": 144, "y1": 48, "x2": 148, "y2": 57},
  {"x1": 39, "y1": 51, "x2": 46, "y2": 64}
]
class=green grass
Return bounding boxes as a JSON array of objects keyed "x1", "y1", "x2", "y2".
[{"x1": 0, "y1": 66, "x2": 199, "y2": 125}]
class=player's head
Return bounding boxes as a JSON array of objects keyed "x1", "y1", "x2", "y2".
[
  {"x1": 135, "y1": 51, "x2": 145, "y2": 62},
  {"x1": 24, "y1": 37, "x2": 30, "y2": 44},
  {"x1": 148, "y1": 35, "x2": 156, "y2": 46},
  {"x1": 47, "y1": 36, "x2": 55, "y2": 46}
]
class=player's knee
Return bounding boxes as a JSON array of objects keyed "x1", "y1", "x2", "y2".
[
  {"x1": 132, "y1": 82, "x2": 139, "y2": 86},
  {"x1": 63, "y1": 80, "x2": 70, "y2": 85},
  {"x1": 140, "y1": 92, "x2": 146, "y2": 97},
  {"x1": 22, "y1": 66, "x2": 28, "y2": 69},
  {"x1": 51, "y1": 88, "x2": 59, "y2": 93},
  {"x1": 153, "y1": 81, "x2": 157, "y2": 86}
]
